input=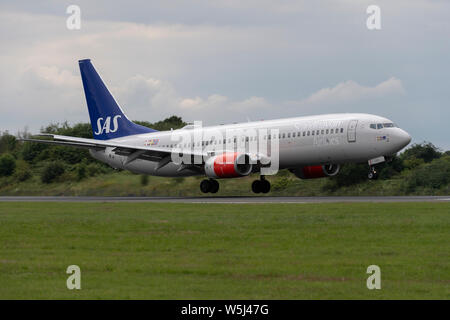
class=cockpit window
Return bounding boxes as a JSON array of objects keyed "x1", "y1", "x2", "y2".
[{"x1": 371, "y1": 122, "x2": 397, "y2": 129}]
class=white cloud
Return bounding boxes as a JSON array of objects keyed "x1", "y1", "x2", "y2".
[{"x1": 298, "y1": 77, "x2": 405, "y2": 106}]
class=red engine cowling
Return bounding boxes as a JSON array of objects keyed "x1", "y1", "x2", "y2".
[
  {"x1": 204, "y1": 152, "x2": 252, "y2": 178},
  {"x1": 292, "y1": 164, "x2": 340, "y2": 179}
]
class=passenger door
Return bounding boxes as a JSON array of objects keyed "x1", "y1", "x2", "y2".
[{"x1": 347, "y1": 120, "x2": 358, "y2": 143}]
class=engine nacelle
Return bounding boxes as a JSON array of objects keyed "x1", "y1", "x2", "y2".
[
  {"x1": 292, "y1": 164, "x2": 340, "y2": 179},
  {"x1": 204, "y1": 152, "x2": 252, "y2": 178}
]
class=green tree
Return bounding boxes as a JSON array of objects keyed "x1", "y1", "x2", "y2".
[
  {"x1": 135, "y1": 116, "x2": 186, "y2": 131},
  {"x1": 401, "y1": 142, "x2": 441, "y2": 163},
  {"x1": 0, "y1": 133, "x2": 17, "y2": 154},
  {"x1": 0, "y1": 153, "x2": 16, "y2": 176}
]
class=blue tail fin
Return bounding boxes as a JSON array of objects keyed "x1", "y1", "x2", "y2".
[{"x1": 78, "y1": 59, "x2": 157, "y2": 140}]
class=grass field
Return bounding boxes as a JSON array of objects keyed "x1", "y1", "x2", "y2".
[{"x1": 0, "y1": 202, "x2": 448, "y2": 299}]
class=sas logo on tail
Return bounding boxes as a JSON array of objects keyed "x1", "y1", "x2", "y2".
[{"x1": 94, "y1": 115, "x2": 121, "y2": 135}]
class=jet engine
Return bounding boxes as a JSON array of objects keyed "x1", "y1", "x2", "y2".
[
  {"x1": 204, "y1": 152, "x2": 252, "y2": 178},
  {"x1": 292, "y1": 164, "x2": 340, "y2": 179}
]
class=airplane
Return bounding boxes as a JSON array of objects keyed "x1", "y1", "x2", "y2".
[{"x1": 23, "y1": 59, "x2": 412, "y2": 194}]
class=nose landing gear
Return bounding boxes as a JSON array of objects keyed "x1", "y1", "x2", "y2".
[
  {"x1": 368, "y1": 166, "x2": 378, "y2": 180},
  {"x1": 251, "y1": 176, "x2": 271, "y2": 194},
  {"x1": 200, "y1": 179, "x2": 219, "y2": 193}
]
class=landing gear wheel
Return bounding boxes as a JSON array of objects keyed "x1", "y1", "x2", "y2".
[
  {"x1": 261, "y1": 179, "x2": 271, "y2": 193},
  {"x1": 210, "y1": 179, "x2": 219, "y2": 193},
  {"x1": 252, "y1": 180, "x2": 262, "y2": 193},
  {"x1": 368, "y1": 167, "x2": 378, "y2": 180},
  {"x1": 200, "y1": 179, "x2": 219, "y2": 193},
  {"x1": 252, "y1": 179, "x2": 271, "y2": 194},
  {"x1": 200, "y1": 179, "x2": 212, "y2": 193}
]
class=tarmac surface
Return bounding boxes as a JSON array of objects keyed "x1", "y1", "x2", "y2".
[{"x1": 0, "y1": 196, "x2": 449, "y2": 203}]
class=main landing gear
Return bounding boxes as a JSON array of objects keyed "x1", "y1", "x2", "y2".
[
  {"x1": 200, "y1": 179, "x2": 219, "y2": 193},
  {"x1": 368, "y1": 166, "x2": 378, "y2": 180},
  {"x1": 251, "y1": 176, "x2": 271, "y2": 194}
]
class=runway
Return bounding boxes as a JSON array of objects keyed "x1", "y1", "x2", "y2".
[{"x1": 0, "y1": 196, "x2": 448, "y2": 203}]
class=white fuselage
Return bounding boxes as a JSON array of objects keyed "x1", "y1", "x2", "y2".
[{"x1": 90, "y1": 113, "x2": 411, "y2": 177}]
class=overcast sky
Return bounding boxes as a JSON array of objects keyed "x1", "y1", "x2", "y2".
[{"x1": 1, "y1": 0, "x2": 449, "y2": 149}]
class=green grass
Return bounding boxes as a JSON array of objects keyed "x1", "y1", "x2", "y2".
[{"x1": 0, "y1": 202, "x2": 448, "y2": 299}]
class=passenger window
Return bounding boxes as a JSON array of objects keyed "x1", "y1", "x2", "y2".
[
  {"x1": 321, "y1": 130, "x2": 324, "y2": 135},
  {"x1": 312, "y1": 131, "x2": 315, "y2": 136},
  {"x1": 326, "y1": 129, "x2": 329, "y2": 134},
  {"x1": 330, "y1": 129, "x2": 334, "y2": 134},
  {"x1": 303, "y1": 132, "x2": 305, "y2": 136},
  {"x1": 288, "y1": 133, "x2": 291, "y2": 138},
  {"x1": 316, "y1": 130, "x2": 319, "y2": 135},
  {"x1": 282, "y1": 133, "x2": 286, "y2": 138},
  {"x1": 307, "y1": 131, "x2": 310, "y2": 136}
]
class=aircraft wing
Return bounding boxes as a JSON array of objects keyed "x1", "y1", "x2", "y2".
[{"x1": 21, "y1": 134, "x2": 207, "y2": 169}]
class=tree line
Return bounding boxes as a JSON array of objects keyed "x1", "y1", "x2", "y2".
[{"x1": 0, "y1": 115, "x2": 449, "y2": 194}]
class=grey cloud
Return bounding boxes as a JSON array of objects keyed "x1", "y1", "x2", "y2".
[{"x1": 0, "y1": 1, "x2": 449, "y2": 150}]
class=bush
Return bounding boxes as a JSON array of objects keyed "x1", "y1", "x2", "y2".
[
  {"x1": 405, "y1": 156, "x2": 450, "y2": 191},
  {"x1": 403, "y1": 157, "x2": 425, "y2": 170},
  {"x1": 0, "y1": 153, "x2": 16, "y2": 176},
  {"x1": 14, "y1": 160, "x2": 32, "y2": 182},
  {"x1": 41, "y1": 162, "x2": 65, "y2": 183},
  {"x1": 86, "y1": 162, "x2": 111, "y2": 177},
  {"x1": 76, "y1": 163, "x2": 87, "y2": 181},
  {"x1": 140, "y1": 175, "x2": 149, "y2": 186},
  {"x1": 272, "y1": 176, "x2": 292, "y2": 191},
  {"x1": 326, "y1": 163, "x2": 368, "y2": 188}
]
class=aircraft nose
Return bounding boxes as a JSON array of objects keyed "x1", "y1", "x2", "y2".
[{"x1": 397, "y1": 128, "x2": 411, "y2": 149}]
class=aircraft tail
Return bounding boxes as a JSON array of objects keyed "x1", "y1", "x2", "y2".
[{"x1": 78, "y1": 59, "x2": 157, "y2": 140}]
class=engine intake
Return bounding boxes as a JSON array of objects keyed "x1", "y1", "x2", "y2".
[
  {"x1": 292, "y1": 164, "x2": 340, "y2": 179},
  {"x1": 205, "y1": 152, "x2": 252, "y2": 178}
]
